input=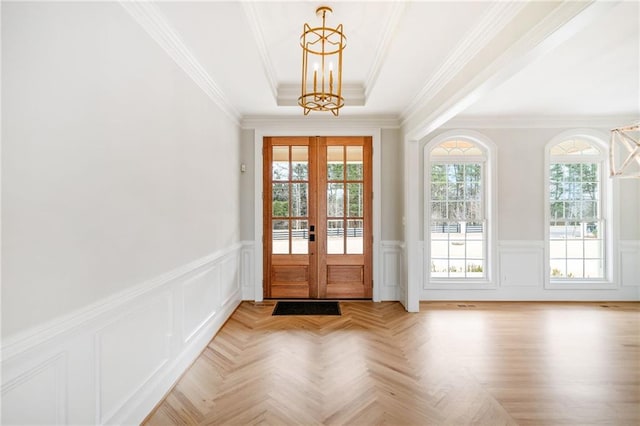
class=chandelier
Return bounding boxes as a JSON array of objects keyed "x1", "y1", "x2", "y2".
[{"x1": 299, "y1": 6, "x2": 346, "y2": 116}]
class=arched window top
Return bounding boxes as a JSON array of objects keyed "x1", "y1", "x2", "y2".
[
  {"x1": 430, "y1": 139, "x2": 484, "y2": 157},
  {"x1": 550, "y1": 138, "x2": 601, "y2": 157}
]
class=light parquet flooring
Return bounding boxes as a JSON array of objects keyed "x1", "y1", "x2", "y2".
[{"x1": 144, "y1": 301, "x2": 640, "y2": 425}]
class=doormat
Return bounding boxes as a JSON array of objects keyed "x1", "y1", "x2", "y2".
[{"x1": 272, "y1": 301, "x2": 341, "y2": 316}]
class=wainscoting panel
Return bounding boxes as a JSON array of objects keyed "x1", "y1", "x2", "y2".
[
  {"x1": 620, "y1": 240, "x2": 640, "y2": 287},
  {"x1": 1, "y1": 243, "x2": 244, "y2": 425},
  {"x1": 1, "y1": 353, "x2": 67, "y2": 425},
  {"x1": 499, "y1": 241, "x2": 544, "y2": 287},
  {"x1": 380, "y1": 241, "x2": 403, "y2": 300},
  {"x1": 240, "y1": 241, "x2": 255, "y2": 300},
  {"x1": 421, "y1": 240, "x2": 639, "y2": 300},
  {"x1": 97, "y1": 294, "x2": 172, "y2": 424},
  {"x1": 182, "y1": 266, "x2": 219, "y2": 344}
]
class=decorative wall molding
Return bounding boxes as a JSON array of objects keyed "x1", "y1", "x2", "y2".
[
  {"x1": 380, "y1": 241, "x2": 403, "y2": 301},
  {"x1": 419, "y1": 239, "x2": 639, "y2": 301},
  {"x1": 1, "y1": 244, "x2": 244, "y2": 425},
  {"x1": 404, "y1": 1, "x2": 615, "y2": 141},
  {"x1": 401, "y1": 1, "x2": 527, "y2": 123},
  {"x1": 442, "y1": 115, "x2": 639, "y2": 129},
  {"x1": 363, "y1": 2, "x2": 406, "y2": 100},
  {"x1": 620, "y1": 240, "x2": 640, "y2": 287},
  {"x1": 240, "y1": 241, "x2": 256, "y2": 300},
  {"x1": 241, "y1": 115, "x2": 400, "y2": 130},
  {"x1": 240, "y1": 1, "x2": 279, "y2": 101},
  {"x1": 119, "y1": 1, "x2": 240, "y2": 124},
  {"x1": 1, "y1": 353, "x2": 67, "y2": 425},
  {"x1": 499, "y1": 240, "x2": 544, "y2": 288},
  {"x1": 1, "y1": 243, "x2": 242, "y2": 361}
]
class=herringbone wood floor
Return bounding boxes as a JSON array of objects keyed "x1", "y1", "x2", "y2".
[{"x1": 144, "y1": 301, "x2": 640, "y2": 425}]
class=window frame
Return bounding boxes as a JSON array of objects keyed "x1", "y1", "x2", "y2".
[
  {"x1": 423, "y1": 131, "x2": 497, "y2": 289},
  {"x1": 544, "y1": 130, "x2": 616, "y2": 289}
]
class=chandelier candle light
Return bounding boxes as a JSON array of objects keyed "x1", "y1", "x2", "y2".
[{"x1": 299, "y1": 6, "x2": 346, "y2": 116}]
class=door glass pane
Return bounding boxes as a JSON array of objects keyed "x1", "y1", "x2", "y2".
[
  {"x1": 327, "y1": 183, "x2": 344, "y2": 217},
  {"x1": 346, "y1": 146, "x2": 363, "y2": 180},
  {"x1": 272, "y1": 146, "x2": 289, "y2": 180},
  {"x1": 291, "y1": 183, "x2": 308, "y2": 217},
  {"x1": 346, "y1": 220, "x2": 363, "y2": 254},
  {"x1": 272, "y1": 183, "x2": 289, "y2": 217},
  {"x1": 327, "y1": 219, "x2": 344, "y2": 254},
  {"x1": 327, "y1": 146, "x2": 344, "y2": 181},
  {"x1": 347, "y1": 183, "x2": 363, "y2": 217},
  {"x1": 291, "y1": 220, "x2": 308, "y2": 254},
  {"x1": 272, "y1": 220, "x2": 289, "y2": 254},
  {"x1": 291, "y1": 146, "x2": 308, "y2": 181}
]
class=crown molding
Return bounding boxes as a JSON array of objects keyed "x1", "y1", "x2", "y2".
[
  {"x1": 241, "y1": 1, "x2": 278, "y2": 102},
  {"x1": 241, "y1": 114, "x2": 400, "y2": 130},
  {"x1": 364, "y1": 2, "x2": 406, "y2": 101},
  {"x1": 276, "y1": 83, "x2": 366, "y2": 107},
  {"x1": 119, "y1": 1, "x2": 240, "y2": 124},
  {"x1": 442, "y1": 115, "x2": 640, "y2": 130},
  {"x1": 401, "y1": 1, "x2": 527, "y2": 123},
  {"x1": 404, "y1": 0, "x2": 616, "y2": 141}
]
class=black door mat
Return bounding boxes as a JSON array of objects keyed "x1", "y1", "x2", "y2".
[{"x1": 272, "y1": 301, "x2": 341, "y2": 316}]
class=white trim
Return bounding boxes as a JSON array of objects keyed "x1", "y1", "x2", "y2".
[
  {"x1": 1, "y1": 245, "x2": 243, "y2": 425},
  {"x1": 499, "y1": 241, "x2": 545, "y2": 288},
  {"x1": 619, "y1": 240, "x2": 640, "y2": 287},
  {"x1": 403, "y1": 137, "x2": 421, "y2": 312},
  {"x1": 242, "y1": 115, "x2": 400, "y2": 130},
  {"x1": 240, "y1": 241, "x2": 256, "y2": 300},
  {"x1": 118, "y1": 1, "x2": 240, "y2": 124},
  {"x1": 423, "y1": 130, "x2": 498, "y2": 290},
  {"x1": 363, "y1": 2, "x2": 406, "y2": 101},
  {"x1": 444, "y1": 115, "x2": 639, "y2": 129},
  {"x1": 240, "y1": 1, "x2": 278, "y2": 101},
  {"x1": 252, "y1": 128, "x2": 382, "y2": 302},
  {"x1": 1, "y1": 243, "x2": 242, "y2": 362},
  {"x1": 401, "y1": 1, "x2": 526, "y2": 123},
  {"x1": 380, "y1": 241, "x2": 403, "y2": 301},
  {"x1": 544, "y1": 129, "x2": 616, "y2": 289},
  {"x1": 405, "y1": 1, "x2": 615, "y2": 141}
]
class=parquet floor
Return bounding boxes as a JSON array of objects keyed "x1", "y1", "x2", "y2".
[{"x1": 144, "y1": 301, "x2": 640, "y2": 425}]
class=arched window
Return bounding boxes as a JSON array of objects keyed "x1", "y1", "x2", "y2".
[
  {"x1": 546, "y1": 133, "x2": 610, "y2": 284},
  {"x1": 425, "y1": 132, "x2": 496, "y2": 286}
]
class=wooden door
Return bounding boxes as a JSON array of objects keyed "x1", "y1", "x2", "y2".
[{"x1": 263, "y1": 136, "x2": 372, "y2": 299}]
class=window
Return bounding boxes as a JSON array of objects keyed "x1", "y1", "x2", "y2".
[
  {"x1": 425, "y1": 136, "x2": 494, "y2": 284},
  {"x1": 547, "y1": 136, "x2": 609, "y2": 283}
]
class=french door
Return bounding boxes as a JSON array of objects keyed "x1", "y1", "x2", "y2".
[{"x1": 263, "y1": 136, "x2": 372, "y2": 299}]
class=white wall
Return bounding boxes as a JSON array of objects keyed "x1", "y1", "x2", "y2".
[
  {"x1": 2, "y1": 2, "x2": 242, "y2": 424},
  {"x1": 413, "y1": 127, "x2": 640, "y2": 300}
]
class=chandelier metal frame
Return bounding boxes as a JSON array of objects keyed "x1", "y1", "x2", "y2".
[{"x1": 299, "y1": 6, "x2": 346, "y2": 116}]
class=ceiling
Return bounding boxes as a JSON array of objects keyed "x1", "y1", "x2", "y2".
[{"x1": 134, "y1": 1, "x2": 639, "y2": 129}]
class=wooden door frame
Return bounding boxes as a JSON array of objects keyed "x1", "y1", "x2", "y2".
[{"x1": 252, "y1": 128, "x2": 382, "y2": 303}]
